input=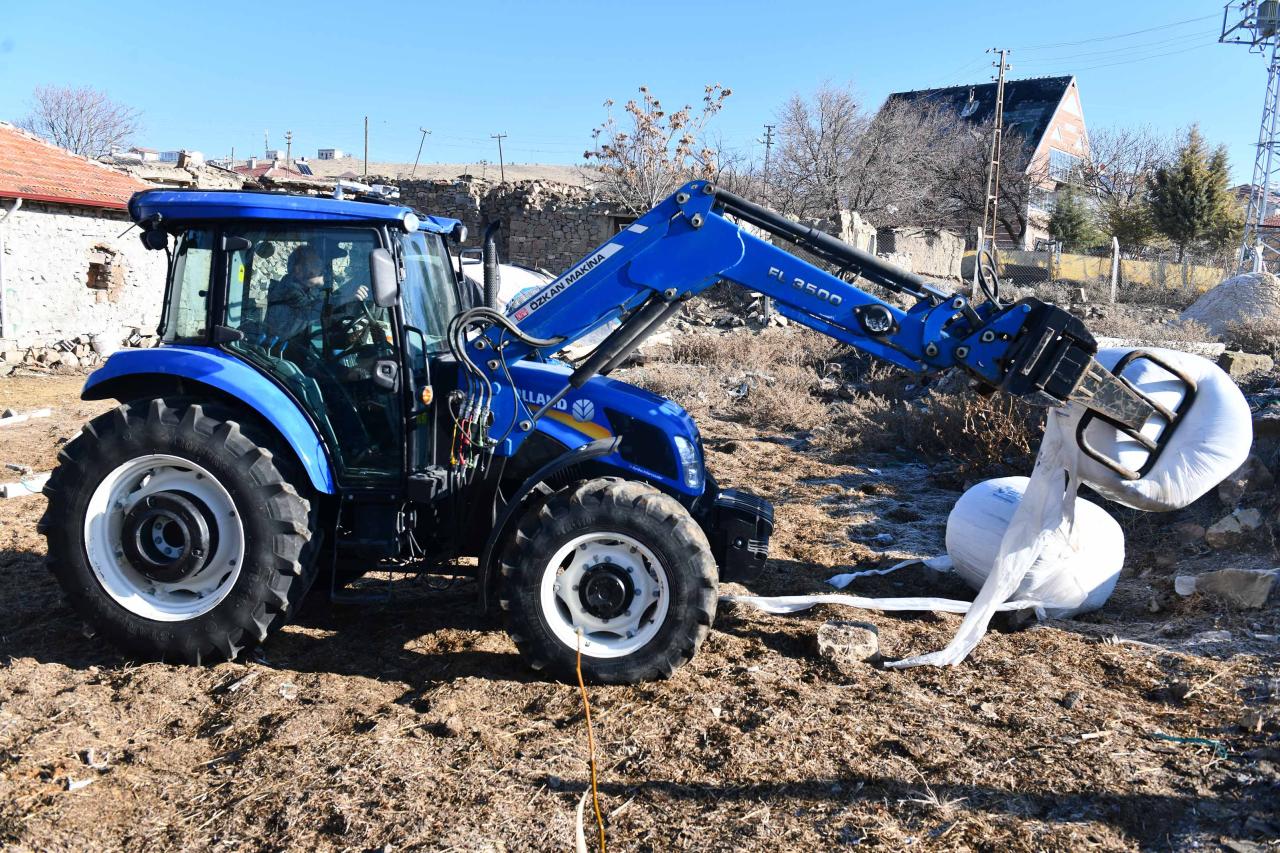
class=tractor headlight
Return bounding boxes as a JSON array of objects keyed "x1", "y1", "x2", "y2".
[{"x1": 673, "y1": 435, "x2": 703, "y2": 491}]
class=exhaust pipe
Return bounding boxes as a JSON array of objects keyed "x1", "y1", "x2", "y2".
[{"x1": 482, "y1": 221, "x2": 501, "y2": 309}]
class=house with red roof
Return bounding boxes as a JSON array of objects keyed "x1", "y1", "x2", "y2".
[{"x1": 0, "y1": 121, "x2": 168, "y2": 350}]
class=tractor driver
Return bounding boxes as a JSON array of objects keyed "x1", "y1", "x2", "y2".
[{"x1": 266, "y1": 245, "x2": 372, "y2": 348}]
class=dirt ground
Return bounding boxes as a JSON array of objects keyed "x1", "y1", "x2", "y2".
[{"x1": 0, "y1": 364, "x2": 1277, "y2": 852}]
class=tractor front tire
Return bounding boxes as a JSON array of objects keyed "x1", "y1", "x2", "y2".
[
  {"x1": 499, "y1": 478, "x2": 717, "y2": 684},
  {"x1": 40, "y1": 398, "x2": 317, "y2": 663}
]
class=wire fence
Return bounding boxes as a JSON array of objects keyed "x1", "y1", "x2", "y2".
[{"x1": 965, "y1": 234, "x2": 1235, "y2": 309}]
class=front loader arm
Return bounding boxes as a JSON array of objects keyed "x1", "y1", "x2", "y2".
[{"x1": 450, "y1": 180, "x2": 1154, "y2": 462}]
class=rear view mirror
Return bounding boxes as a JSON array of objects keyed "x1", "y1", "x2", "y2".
[
  {"x1": 369, "y1": 248, "x2": 398, "y2": 308},
  {"x1": 140, "y1": 230, "x2": 168, "y2": 251}
]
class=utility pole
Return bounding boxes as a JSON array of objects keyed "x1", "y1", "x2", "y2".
[
  {"x1": 284, "y1": 131, "x2": 292, "y2": 164},
  {"x1": 980, "y1": 48, "x2": 1010, "y2": 262},
  {"x1": 491, "y1": 133, "x2": 508, "y2": 182},
  {"x1": 363, "y1": 116, "x2": 369, "y2": 179},
  {"x1": 1222, "y1": 2, "x2": 1280, "y2": 273},
  {"x1": 411, "y1": 127, "x2": 431, "y2": 178},
  {"x1": 760, "y1": 123, "x2": 776, "y2": 202}
]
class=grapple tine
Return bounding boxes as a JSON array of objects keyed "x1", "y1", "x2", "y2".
[{"x1": 1067, "y1": 357, "x2": 1155, "y2": 433}]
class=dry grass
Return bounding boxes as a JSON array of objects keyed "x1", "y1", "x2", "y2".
[
  {"x1": 639, "y1": 327, "x2": 1042, "y2": 477},
  {"x1": 1223, "y1": 316, "x2": 1280, "y2": 359},
  {"x1": 1085, "y1": 310, "x2": 1212, "y2": 344}
]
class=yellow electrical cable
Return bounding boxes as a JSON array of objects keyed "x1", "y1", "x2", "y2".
[{"x1": 576, "y1": 631, "x2": 607, "y2": 853}]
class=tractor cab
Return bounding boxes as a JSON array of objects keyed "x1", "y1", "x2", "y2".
[{"x1": 138, "y1": 190, "x2": 467, "y2": 487}]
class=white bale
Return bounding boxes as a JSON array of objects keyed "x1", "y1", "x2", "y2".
[
  {"x1": 1058, "y1": 348, "x2": 1252, "y2": 512},
  {"x1": 946, "y1": 477, "x2": 1123, "y2": 617}
]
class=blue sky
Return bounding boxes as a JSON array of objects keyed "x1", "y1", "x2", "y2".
[{"x1": 0, "y1": 1, "x2": 1263, "y2": 181}]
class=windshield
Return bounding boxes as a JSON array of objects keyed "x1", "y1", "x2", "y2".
[{"x1": 400, "y1": 231, "x2": 461, "y2": 354}]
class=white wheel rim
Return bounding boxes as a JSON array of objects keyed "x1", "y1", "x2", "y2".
[
  {"x1": 83, "y1": 453, "x2": 246, "y2": 622},
  {"x1": 539, "y1": 531, "x2": 670, "y2": 659}
]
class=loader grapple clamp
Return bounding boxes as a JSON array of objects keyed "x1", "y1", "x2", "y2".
[{"x1": 1074, "y1": 349, "x2": 1198, "y2": 481}]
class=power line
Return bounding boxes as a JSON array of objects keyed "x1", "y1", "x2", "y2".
[
  {"x1": 1017, "y1": 12, "x2": 1216, "y2": 51},
  {"x1": 1048, "y1": 41, "x2": 1216, "y2": 73},
  {"x1": 1016, "y1": 29, "x2": 1214, "y2": 64}
]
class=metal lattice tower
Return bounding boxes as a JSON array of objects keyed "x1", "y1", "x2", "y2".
[{"x1": 1222, "y1": 2, "x2": 1280, "y2": 272}]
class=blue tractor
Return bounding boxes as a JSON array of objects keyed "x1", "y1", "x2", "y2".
[{"x1": 40, "y1": 181, "x2": 1174, "y2": 683}]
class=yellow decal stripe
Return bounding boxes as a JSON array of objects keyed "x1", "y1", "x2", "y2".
[{"x1": 545, "y1": 410, "x2": 613, "y2": 441}]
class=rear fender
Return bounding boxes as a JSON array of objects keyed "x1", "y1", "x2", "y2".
[{"x1": 82, "y1": 346, "x2": 336, "y2": 494}]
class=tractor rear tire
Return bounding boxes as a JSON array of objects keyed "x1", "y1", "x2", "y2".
[
  {"x1": 498, "y1": 478, "x2": 717, "y2": 684},
  {"x1": 40, "y1": 398, "x2": 318, "y2": 663}
]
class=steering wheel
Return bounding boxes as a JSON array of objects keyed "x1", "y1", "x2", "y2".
[
  {"x1": 976, "y1": 248, "x2": 1005, "y2": 307},
  {"x1": 332, "y1": 299, "x2": 391, "y2": 360}
]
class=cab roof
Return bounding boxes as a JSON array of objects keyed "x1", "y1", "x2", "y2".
[{"x1": 128, "y1": 189, "x2": 462, "y2": 235}]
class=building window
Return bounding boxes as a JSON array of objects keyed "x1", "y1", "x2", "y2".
[{"x1": 1048, "y1": 148, "x2": 1081, "y2": 183}]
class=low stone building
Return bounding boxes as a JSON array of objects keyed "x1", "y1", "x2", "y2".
[
  {"x1": 0, "y1": 122, "x2": 167, "y2": 354},
  {"x1": 397, "y1": 177, "x2": 625, "y2": 272}
]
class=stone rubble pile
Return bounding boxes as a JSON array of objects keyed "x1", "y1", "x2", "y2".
[{"x1": 0, "y1": 329, "x2": 158, "y2": 377}]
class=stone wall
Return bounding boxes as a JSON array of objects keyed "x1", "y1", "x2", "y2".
[
  {"x1": 1, "y1": 201, "x2": 168, "y2": 349},
  {"x1": 397, "y1": 178, "x2": 621, "y2": 272},
  {"x1": 396, "y1": 177, "x2": 963, "y2": 285},
  {"x1": 875, "y1": 227, "x2": 966, "y2": 281}
]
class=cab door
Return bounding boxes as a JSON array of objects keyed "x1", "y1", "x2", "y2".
[{"x1": 222, "y1": 225, "x2": 405, "y2": 485}]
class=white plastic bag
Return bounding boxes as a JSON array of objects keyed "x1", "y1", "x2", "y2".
[
  {"x1": 946, "y1": 477, "x2": 1123, "y2": 618},
  {"x1": 1067, "y1": 348, "x2": 1252, "y2": 512}
]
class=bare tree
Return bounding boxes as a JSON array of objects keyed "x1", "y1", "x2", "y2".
[
  {"x1": 584, "y1": 84, "x2": 731, "y2": 214},
  {"x1": 932, "y1": 126, "x2": 1044, "y2": 247},
  {"x1": 845, "y1": 100, "x2": 961, "y2": 228},
  {"x1": 19, "y1": 84, "x2": 141, "y2": 158},
  {"x1": 770, "y1": 83, "x2": 866, "y2": 222},
  {"x1": 770, "y1": 82, "x2": 968, "y2": 230},
  {"x1": 1077, "y1": 125, "x2": 1171, "y2": 252}
]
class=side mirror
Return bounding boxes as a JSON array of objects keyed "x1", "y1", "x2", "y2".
[
  {"x1": 140, "y1": 230, "x2": 168, "y2": 251},
  {"x1": 369, "y1": 248, "x2": 398, "y2": 308}
]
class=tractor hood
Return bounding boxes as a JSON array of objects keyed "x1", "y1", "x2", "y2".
[{"x1": 505, "y1": 358, "x2": 704, "y2": 495}]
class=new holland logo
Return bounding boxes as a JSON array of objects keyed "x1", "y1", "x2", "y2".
[
  {"x1": 512, "y1": 243, "x2": 622, "y2": 321},
  {"x1": 572, "y1": 398, "x2": 596, "y2": 422}
]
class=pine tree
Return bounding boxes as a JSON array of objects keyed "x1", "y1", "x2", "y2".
[
  {"x1": 1048, "y1": 186, "x2": 1101, "y2": 252},
  {"x1": 1149, "y1": 126, "x2": 1239, "y2": 261}
]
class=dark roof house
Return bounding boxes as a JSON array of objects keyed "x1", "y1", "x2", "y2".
[
  {"x1": 884, "y1": 75, "x2": 1076, "y2": 152},
  {"x1": 880, "y1": 75, "x2": 1088, "y2": 247}
]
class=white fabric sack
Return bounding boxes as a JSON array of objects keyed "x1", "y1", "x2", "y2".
[
  {"x1": 947, "y1": 477, "x2": 1123, "y2": 618},
  {"x1": 1067, "y1": 348, "x2": 1252, "y2": 512}
]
